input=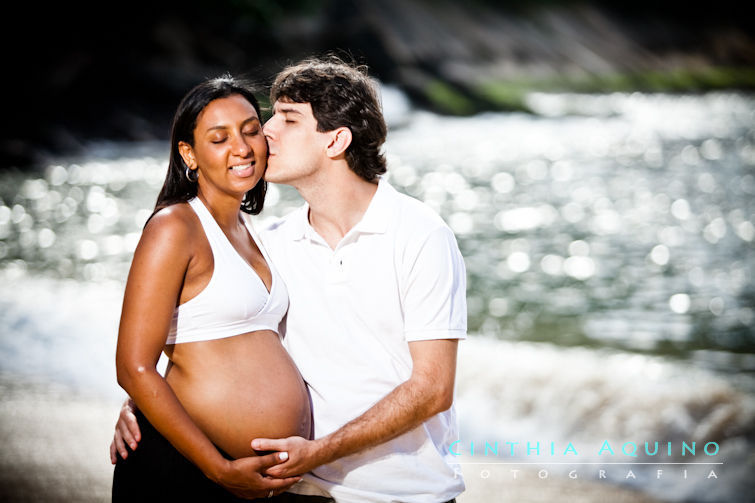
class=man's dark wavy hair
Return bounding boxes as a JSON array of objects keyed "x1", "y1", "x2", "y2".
[{"x1": 270, "y1": 56, "x2": 387, "y2": 182}]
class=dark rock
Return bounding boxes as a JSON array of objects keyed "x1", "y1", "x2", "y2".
[{"x1": 3, "y1": 0, "x2": 753, "y2": 168}]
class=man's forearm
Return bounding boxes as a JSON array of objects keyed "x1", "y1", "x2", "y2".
[
  {"x1": 253, "y1": 339, "x2": 458, "y2": 477},
  {"x1": 313, "y1": 371, "x2": 450, "y2": 464}
]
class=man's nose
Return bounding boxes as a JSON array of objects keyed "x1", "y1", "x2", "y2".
[{"x1": 263, "y1": 117, "x2": 277, "y2": 139}]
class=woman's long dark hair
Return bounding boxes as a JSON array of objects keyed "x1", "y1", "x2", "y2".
[{"x1": 151, "y1": 75, "x2": 267, "y2": 220}]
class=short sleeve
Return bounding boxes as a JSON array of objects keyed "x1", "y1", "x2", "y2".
[{"x1": 402, "y1": 226, "x2": 467, "y2": 341}]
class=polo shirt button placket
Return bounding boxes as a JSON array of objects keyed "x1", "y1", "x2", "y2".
[{"x1": 330, "y1": 252, "x2": 347, "y2": 284}]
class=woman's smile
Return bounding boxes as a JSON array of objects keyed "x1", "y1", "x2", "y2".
[{"x1": 229, "y1": 161, "x2": 255, "y2": 177}]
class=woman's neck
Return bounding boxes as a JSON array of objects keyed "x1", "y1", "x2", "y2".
[{"x1": 196, "y1": 188, "x2": 243, "y2": 231}]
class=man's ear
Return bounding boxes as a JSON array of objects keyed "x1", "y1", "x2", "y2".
[
  {"x1": 178, "y1": 141, "x2": 196, "y2": 169},
  {"x1": 326, "y1": 127, "x2": 352, "y2": 159}
]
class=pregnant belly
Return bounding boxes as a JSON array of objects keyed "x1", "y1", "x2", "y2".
[{"x1": 164, "y1": 331, "x2": 311, "y2": 459}]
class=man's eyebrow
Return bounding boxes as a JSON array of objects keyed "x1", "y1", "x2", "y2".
[
  {"x1": 205, "y1": 116, "x2": 260, "y2": 132},
  {"x1": 275, "y1": 106, "x2": 303, "y2": 115}
]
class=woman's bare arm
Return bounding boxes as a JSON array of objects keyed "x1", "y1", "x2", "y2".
[{"x1": 114, "y1": 207, "x2": 296, "y2": 498}]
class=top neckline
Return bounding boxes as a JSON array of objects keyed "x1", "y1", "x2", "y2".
[{"x1": 191, "y1": 197, "x2": 273, "y2": 296}]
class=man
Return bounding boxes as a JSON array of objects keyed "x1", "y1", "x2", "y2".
[{"x1": 111, "y1": 57, "x2": 467, "y2": 503}]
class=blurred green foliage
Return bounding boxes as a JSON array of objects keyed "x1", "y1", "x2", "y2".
[{"x1": 468, "y1": 66, "x2": 755, "y2": 114}]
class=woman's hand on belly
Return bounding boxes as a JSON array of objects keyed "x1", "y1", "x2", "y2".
[{"x1": 210, "y1": 451, "x2": 302, "y2": 499}]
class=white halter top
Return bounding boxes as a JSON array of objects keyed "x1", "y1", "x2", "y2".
[{"x1": 166, "y1": 197, "x2": 288, "y2": 344}]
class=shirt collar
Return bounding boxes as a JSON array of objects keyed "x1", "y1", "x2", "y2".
[
  {"x1": 289, "y1": 177, "x2": 394, "y2": 242},
  {"x1": 352, "y1": 177, "x2": 392, "y2": 235},
  {"x1": 288, "y1": 203, "x2": 310, "y2": 241}
]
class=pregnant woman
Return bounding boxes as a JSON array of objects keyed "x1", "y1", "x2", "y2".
[{"x1": 112, "y1": 76, "x2": 311, "y2": 500}]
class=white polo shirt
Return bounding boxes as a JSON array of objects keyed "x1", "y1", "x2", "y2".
[{"x1": 259, "y1": 178, "x2": 467, "y2": 503}]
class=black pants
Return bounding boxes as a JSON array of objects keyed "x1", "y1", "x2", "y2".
[
  {"x1": 275, "y1": 494, "x2": 453, "y2": 503},
  {"x1": 112, "y1": 410, "x2": 454, "y2": 502},
  {"x1": 113, "y1": 410, "x2": 244, "y2": 503},
  {"x1": 275, "y1": 495, "x2": 452, "y2": 503},
  {"x1": 112, "y1": 410, "x2": 339, "y2": 502},
  {"x1": 272, "y1": 495, "x2": 333, "y2": 502},
  {"x1": 112, "y1": 409, "x2": 250, "y2": 501}
]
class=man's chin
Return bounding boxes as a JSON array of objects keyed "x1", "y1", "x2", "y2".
[
  {"x1": 263, "y1": 172, "x2": 291, "y2": 185},
  {"x1": 263, "y1": 170, "x2": 280, "y2": 183}
]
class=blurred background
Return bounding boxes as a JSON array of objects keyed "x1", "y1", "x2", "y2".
[{"x1": 1, "y1": 1, "x2": 754, "y2": 501}]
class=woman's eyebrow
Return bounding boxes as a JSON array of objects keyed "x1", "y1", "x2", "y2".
[{"x1": 205, "y1": 116, "x2": 260, "y2": 132}]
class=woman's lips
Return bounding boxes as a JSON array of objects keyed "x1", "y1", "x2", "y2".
[{"x1": 229, "y1": 162, "x2": 255, "y2": 177}]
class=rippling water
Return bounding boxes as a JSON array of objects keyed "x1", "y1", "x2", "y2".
[
  {"x1": 390, "y1": 92, "x2": 755, "y2": 365},
  {"x1": 1, "y1": 90, "x2": 754, "y2": 501}
]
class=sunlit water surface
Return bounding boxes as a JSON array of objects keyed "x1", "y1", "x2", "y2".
[{"x1": 1, "y1": 90, "x2": 754, "y2": 502}]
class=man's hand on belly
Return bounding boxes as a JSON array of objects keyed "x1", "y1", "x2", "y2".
[{"x1": 251, "y1": 436, "x2": 326, "y2": 478}]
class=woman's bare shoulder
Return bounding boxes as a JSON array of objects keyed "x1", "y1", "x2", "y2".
[
  {"x1": 145, "y1": 203, "x2": 197, "y2": 232},
  {"x1": 138, "y1": 203, "x2": 199, "y2": 251}
]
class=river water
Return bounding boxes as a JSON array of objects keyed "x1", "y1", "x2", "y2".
[{"x1": 1, "y1": 89, "x2": 754, "y2": 502}]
